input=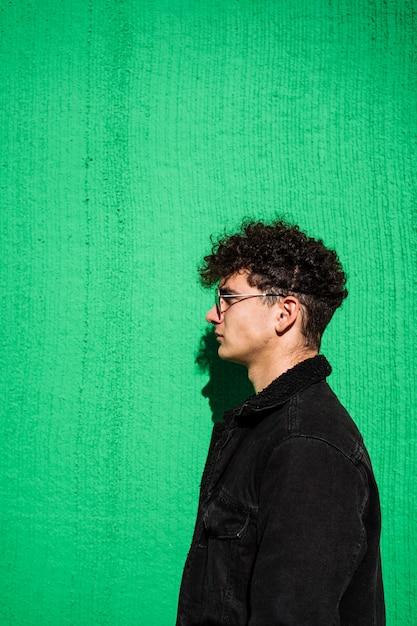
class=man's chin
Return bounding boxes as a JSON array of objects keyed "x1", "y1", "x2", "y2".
[
  {"x1": 217, "y1": 344, "x2": 231, "y2": 361},
  {"x1": 218, "y1": 346, "x2": 245, "y2": 366}
]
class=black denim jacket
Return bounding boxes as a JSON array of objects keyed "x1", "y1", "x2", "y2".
[{"x1": 176, "y1": 356, "x2": 385, "y2": 625}]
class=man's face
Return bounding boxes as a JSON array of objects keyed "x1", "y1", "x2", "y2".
[{"x1": 205, "y1": 271, "x2": 279, "y2": 368}]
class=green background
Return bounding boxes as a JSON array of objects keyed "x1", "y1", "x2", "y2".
[{"x1": 1, "y1": 0, "x2": 416, "y2": 624}]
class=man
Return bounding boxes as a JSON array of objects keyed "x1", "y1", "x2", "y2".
[{"x1": 176, "y1": 219, "x2": 385, "y2": 625}]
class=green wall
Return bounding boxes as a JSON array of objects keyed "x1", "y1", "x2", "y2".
[{"x1": 1, "y1": 0, "x2": 416, "y2": 624}]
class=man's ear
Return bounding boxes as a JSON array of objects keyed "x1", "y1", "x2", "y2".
[{"x1": 275, "y1": 296, "x2": 300, "y2": 334}]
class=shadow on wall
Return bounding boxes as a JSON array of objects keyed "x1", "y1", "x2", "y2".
[{"x1": 196, "y1": 327, "x2": 254, "y2": 423}]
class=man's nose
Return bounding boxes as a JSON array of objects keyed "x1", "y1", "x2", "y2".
[{"x1": 206, "y1": 304, "x2": 221, "y2": 324}]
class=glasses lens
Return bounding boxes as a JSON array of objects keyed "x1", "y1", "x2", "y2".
[{"x1": 215, "y1": 289, "x2": 222, "y2": 317}]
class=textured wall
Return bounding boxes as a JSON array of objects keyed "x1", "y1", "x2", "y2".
[{"x1": 1, "y1": 0, "x2": 416, "y2": 624}]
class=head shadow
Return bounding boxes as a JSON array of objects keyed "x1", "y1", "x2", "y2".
[{"x1": 196, "y1": 327, "x2": 254, "y2": 423}]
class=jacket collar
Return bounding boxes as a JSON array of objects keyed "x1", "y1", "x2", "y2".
[{"x1": 225, "y1": 355, "x2": 331, "y2": 423}]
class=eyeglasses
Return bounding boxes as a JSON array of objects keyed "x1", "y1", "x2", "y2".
[{"x1": 215, "y1": 288, "x2": 286, "y2": 318}]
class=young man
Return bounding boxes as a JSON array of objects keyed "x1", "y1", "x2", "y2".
[{"x1": 176, "y1": 220, "x2": 385, "y2": 625}]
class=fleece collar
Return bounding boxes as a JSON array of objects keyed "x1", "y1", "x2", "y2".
[{"x1": 226, "y1": 355, "x2": 331, "y2": 423}]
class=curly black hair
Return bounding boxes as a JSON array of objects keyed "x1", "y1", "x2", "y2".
[{"x1": 200, "y1": 219, "x2": 348, "y2": 349}]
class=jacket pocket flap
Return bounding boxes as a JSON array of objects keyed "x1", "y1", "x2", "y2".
[{"x1": 203, "y1": 496, "x2": 250, "y2": 540}]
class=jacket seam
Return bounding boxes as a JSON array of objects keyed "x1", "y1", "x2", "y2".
[{"x1": 271, "y1": 432, "x2": 365, "y2": 466}]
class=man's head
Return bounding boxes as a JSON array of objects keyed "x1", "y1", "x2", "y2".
[{"x1": 201, "y1": 219, "x2": 348, "y2": 351}]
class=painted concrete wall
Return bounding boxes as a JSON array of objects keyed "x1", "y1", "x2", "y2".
[{"x1": 1, "y1": 0, "x2": 416, "y2": 624}]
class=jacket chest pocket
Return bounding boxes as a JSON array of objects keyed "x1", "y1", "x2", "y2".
[
  {"x1": 203, "y1": 492, "x2": 256, "y2": 600},
  {"x1": 204, "y1": 495, "x2": 251, "y2": 539}
]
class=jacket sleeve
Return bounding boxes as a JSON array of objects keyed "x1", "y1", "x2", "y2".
[{"x1": 248, "y1": 436, "x2": 368, "y2": 625}]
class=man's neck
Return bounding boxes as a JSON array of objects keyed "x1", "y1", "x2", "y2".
[{"x1": 248, "y1": 349, "x2": 318, "y2": 393}]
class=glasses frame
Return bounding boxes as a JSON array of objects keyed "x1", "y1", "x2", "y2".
[{"x1": 215, "y1": 288, "x2": 286, "y2": 318}]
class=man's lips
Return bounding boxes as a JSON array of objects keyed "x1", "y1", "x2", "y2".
[{"x1": 215, "y1": 333, "x2": 223, "y2": 341}]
